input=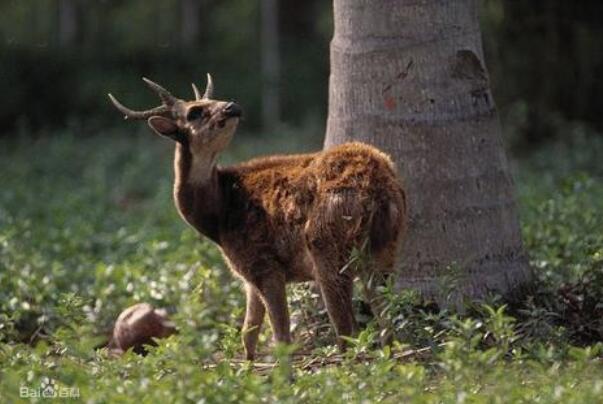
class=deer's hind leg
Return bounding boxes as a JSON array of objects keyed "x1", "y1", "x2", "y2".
[
  {"x1": 304, "y1": 192, "x2": 367, "y2": 348},
  {"x1": 310, "y1": 252, "x2": 356, "y2": 349}
]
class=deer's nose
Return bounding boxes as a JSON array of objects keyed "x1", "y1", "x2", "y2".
[{"x1": 224, "y1": 102, "x2": 242, "y2": 118}]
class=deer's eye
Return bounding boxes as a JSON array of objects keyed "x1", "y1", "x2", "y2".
[{"x1": 186, "y1": 106, "x2": 205, "y2": 121}]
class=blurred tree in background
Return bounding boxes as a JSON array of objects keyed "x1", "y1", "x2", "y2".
[
  {"x1": 481, "y1": 0, "x2": 603, "y2": 149},
  {"x1": 0, "y1": 0, "x2": 601, "y2": 150},
  {"x1": 0, "y1": 0, "x2": 330, "y2": 135}
]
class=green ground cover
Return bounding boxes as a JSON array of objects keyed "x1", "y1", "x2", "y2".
[{"x1": 1, "y1": 129, "x2": 602, "y2": 403}]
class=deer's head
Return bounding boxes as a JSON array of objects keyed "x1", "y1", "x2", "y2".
[{"x1": 108, "y1": 74, "x2": 241, "y2": 155}]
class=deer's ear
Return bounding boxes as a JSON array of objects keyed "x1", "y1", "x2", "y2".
[{"x1": 147, "y1": 116, "x2": 179, "y2": 140}]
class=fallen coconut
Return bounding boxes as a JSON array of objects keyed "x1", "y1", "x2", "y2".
[{"x1": 107, "y1": 303, "x2": 176, "y2": 355}]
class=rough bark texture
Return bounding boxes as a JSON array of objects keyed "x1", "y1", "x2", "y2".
[{"x1": 325, "y1": 0, "x2": 530, "y2": 299}]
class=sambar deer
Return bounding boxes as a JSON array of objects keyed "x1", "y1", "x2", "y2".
[{"x1": 108, "y1": 75, "x2": 406, "y2": 359}]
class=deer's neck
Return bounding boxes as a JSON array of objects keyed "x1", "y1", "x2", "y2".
[{"x1": 173, "y1": 142, "x2": 222, "y2": 243}]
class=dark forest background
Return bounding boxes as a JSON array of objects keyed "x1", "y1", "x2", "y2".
[{"x1": 1, "y1": 0, "x2": 601, "y2": 151}]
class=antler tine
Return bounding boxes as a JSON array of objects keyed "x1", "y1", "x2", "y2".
[
  {"x1": 142, "y1": 77, "x2": 177, "y2": 105},
  {"x1": 192, "y1": 83, "x2": 202, "y2": 100},
  {"x1": 107, "y1": 93, "x2": 170, "y2": 120},
  {"x1": 203, "y1": 73, "x2": 214, "y2": 99}
]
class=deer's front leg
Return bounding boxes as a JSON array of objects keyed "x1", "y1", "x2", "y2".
[
  {"x1": 242, "y1": 283, "x2": 266, "y2": 360},
  {"x1": 256, "y1": 273, "x2": 291, "y2": 346}
]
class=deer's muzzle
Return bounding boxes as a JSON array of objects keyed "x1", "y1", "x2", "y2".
[{"x1": 223, "y1": 102, "x2": 242, "y2": 118}]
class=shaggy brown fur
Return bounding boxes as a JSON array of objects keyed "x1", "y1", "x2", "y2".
[{"x1": 109, "y1": 76, "x2": 406, "y2": 360}]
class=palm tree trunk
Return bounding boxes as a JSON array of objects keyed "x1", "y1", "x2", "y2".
[{"x1": 325, "y1": 0, "x2": 530, "y2": 299}]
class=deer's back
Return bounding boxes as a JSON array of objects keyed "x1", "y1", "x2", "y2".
[{"x1": 218, "y1": 142, "x2": 406, "y2": 282}]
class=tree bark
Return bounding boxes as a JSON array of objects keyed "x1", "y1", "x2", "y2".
[{"x1": 325, "y1": 0, "x2": 530, "y2": 299}]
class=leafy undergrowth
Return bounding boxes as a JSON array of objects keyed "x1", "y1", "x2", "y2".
[{"x1": 1, "y1": 130, "x2": 602, "y2": 402}]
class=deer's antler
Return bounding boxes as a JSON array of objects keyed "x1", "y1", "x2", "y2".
[
  {"x1": 142, "y1": 77, "x2": 178, "y2": 105},
  {"x1": 192, "y1": 73, "x2": 214, "y2": 100},
  {"x1": 108, "y1": 77, "x2": 178, "y2": 120},
  {"x1": 107, "y1": 94, "x2": 170, "y2": 120}
]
